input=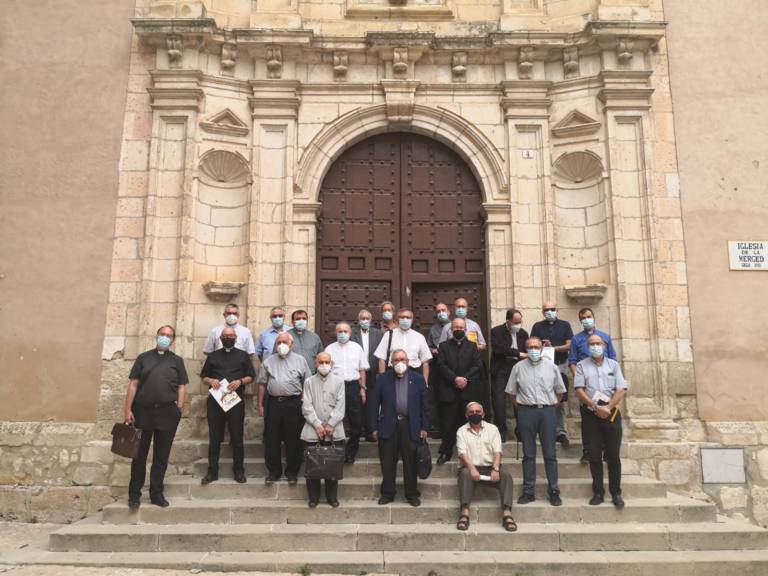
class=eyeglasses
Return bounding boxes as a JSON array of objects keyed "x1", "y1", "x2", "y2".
[
  {"x1": 543, "y1": 308, "x2": 556, "y2": 312},
  {"x1": 271, "y1": 315, "x2": 284, "y2": 319},
  {"x1": 467, "y1": 411, "x2": 482, "y2": 416}
]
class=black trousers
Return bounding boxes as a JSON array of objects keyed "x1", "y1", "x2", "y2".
[
  {"x1": 438, "y1": 399, "x2": 467, "y2": 456},
  {"x1": 378, "y1": 417, "x2": 419, "y2": 500},
  {"x1": 360, "y1": 370, "x2": 375, "y2": 439},
  {"x1": 129, "y1": 403, "x2": 181, "y2": 500},
  {"x1": 206, "y1": 395, "x2": 245, "y2": 476},
  {"x1": 304, "y1": 441, "x2": 344, "y2": 503},
  {"x1": 580, "y1": 405, "x2": 623, "y2": 497},
  {"x1": 264, "y1": 395, "x2": 303, "y2": 478},
  {"x1": 344, "y1": 380, "x2": 362, "y2": 459},
  {"x1": 491, "y1": 372, "x2": 510, "y2": 435}
]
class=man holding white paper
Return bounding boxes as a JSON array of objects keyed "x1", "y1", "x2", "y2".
[
  {"x1": 573, "y1": 334, "x2": 628, "y2": 508},
  {"x1": 200, "y1": 327, "x2": 255, "y2": 485}
]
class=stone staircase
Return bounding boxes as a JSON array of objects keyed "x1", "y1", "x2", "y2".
[{"x1": 9, "y1": 439, "x2": 768, "y2": 575}]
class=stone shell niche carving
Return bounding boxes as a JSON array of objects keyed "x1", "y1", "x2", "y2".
[
  {"x1": 552, "y1": 151, "x2": 604, "y2": 187},
  {"x1": 198, "y1": 150, "x2": 251, "y2": 187}
]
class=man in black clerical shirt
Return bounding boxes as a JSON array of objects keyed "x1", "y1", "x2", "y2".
[
  {"x1": 200, "y1": 326, "x2": 256, "y2": 485},
  {"x1": 125, "y1": 325, "x2": 188, "y2": 509}
]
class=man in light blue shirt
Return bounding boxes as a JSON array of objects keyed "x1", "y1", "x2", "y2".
[{"x1": 256, "y1": 306, "x2": 290, "y2": 360}]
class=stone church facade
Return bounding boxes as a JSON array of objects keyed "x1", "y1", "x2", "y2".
[{"x1": 1, "y1": 0, "x2": 767, "y2": 527}]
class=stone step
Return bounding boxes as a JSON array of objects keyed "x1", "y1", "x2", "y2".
[
  {"x1": 49, "y1": 518, "x2": 768, "y2": 553},
  {"x1": 161, "y1": 474, "x2": 665, "y2": 501},
  {"x1": 10, "y1": 548, "x2": 768, "y2": 575},
  {"x1": 192, "y1": 456, "x2": 603, "y2": 479},
  {"x1": 102, "y1": 494, "x2": 714, "y2": 525},
  {"x1": 193, "y1": 439, "x2": 604, "y2": 460}
]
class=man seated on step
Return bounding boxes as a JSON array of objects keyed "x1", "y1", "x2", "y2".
[
  {"x1": 200, "y1": 326, "x2": 255, "y2": 486},
  {"x1": 573, "y1": 334, "x2": 628, "y2": 508},
  {"x1": 455, "y1": 402, "x2": 516, "y2": 532},
  {"x1": 301, "y1": 351, "x2": 346, "y2": 508},
  {"x1": 257, "y1": 332, "x2": 312, "y2": 484},
  {"x1": 505, "y1": 337, "x2": 565, "y2": 507},
  {"x1": 369, "y1": 348, "x2": 430, "y2": 507}
]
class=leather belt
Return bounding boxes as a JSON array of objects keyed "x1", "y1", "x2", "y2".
[
  {"x1": 269, "y1": 394, "x2": 300, "y2": 402},
  {"x1": 396, "y1": 414, "x2": 409, "y2": 421},
  {"x1": 520, "y1": 404, "x2": 555, "y2": 409}
]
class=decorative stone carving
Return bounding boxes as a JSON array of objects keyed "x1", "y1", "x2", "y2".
[
  {"x1": 617, "y1": 37, "x2": 634, "y2": 67},
  {"x1": 452, "y1": 51, "x2": 467, "y2": 83},
  {"x1": 551, "y1": 110, "x2": 601, "y2": 138},
  {"x1": 518, "y1": 46, "x2": 534, "y2": 80},
  {"x1": 166, "y1": 35, "x2": 183, "y2": 68},
  {"x1": 552, "y1": 151, "x2": 604, "y2": 186},
  {"x1": 199, "y1": 109, "x2": 250, "y2": 137},
  {"x1": 381, "y1": 79, "x2": 419, "y2": 125},
  {"x1": 563, "y1": 46, "x2": 579, "y2": 78},
  {"x1": 221, "y1": 43, "x2": 237, "y2": 74},
  {"x1": 203, "y1": 281, "x2": 247, "y2": 302},
  {"x1": 198, "y1": 150, "x2": 251, "y2": 186},
  {"x1": 564, "y1": 283, "x2": 608, "y2": 304},
  {"x1": 393, "y1": 47, "x2": 409, "y2": 79},
  {"x1": 266, "y1": 45, "x2": 283, "y2": 79},
  {"x1": 333, "y1": 51, "x2": 348, "y2": 82}
]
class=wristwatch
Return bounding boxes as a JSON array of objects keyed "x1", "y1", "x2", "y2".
[{"x1": 492, "y1": 467, "x2": 500, "y2": 472}]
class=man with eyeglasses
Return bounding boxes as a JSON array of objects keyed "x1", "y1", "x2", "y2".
[
  {"x1": 256, "y1": 306, "x2": 289, "y2": 360},
  {"x1": 530, "y1": 300, "x2": 573, "y2": 447},
  {"x1": 373, "y1": 308, "x2": 432, "y2": 380}
]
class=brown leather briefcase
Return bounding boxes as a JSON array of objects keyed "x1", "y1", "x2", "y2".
[{"x1": 110, "y1": 423, "x2": 142, "y2": 459}]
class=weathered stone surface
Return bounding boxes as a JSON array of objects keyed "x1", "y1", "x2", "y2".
[
  {"x1": 658, "y1": 459, "x2": 694, "y2": 486},
  {"x1": 0, "y1": 487, "x2": 29, "y2": 521},
  {"x1": 719, "y1": 486, "x2": 748, "y2": 510},
  {"x1": 29, "y1": 487, "x2": 89, "y2": 523}
]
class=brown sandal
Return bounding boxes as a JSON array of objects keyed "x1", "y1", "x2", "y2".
[
  {"x1": 502, "y1": 515, "x2": 517, "y2": 532},
  {"x1": 456, "y1": 514, "x2": 470, "y2": 531}
]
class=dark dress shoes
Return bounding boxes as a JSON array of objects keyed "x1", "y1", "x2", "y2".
[
  {"x1": 378, "y1": 496, "x2": 394, "y2": 505},
  {"x1": 128, "y1": 498, "x2": 140, "y2": 510},
  {"x1": 234, "y1": 471, "x2": 247, "y2": 484},
  {"x1": 612, "y1": 494, "x2": 625, "y2": 509},
  {"x1": 407, "y1": 497, "x2": 421, "y2": 507},
  {"x1": 549, "y1": 493, "x2": 563, "y2": 507},
  {"x1": 327, "y1": 499, "x2": 340, "y2": 508},
  {"x1": 265, "y1": 475, "x2": 280, "y2": 484},
  {"x1": 150, "y1": 495, "x2": 169, "y2": 508},
  {"x1": 308, "y1": 500, "x2": 319, "y2": 508},
  {"x1": 436, "y1": 453, "x2": 451, "y2": 465},
  {"x1": 589, "y1": 494, "x2": 605, "y2": 506},
  {"x1": 201, "y1": 474, "x2": 218, "y2": 486}
]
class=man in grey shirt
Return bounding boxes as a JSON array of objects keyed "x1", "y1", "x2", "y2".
[
  {"x1": 273, "y1": 309, "x2": 324, "y2": 374},
  {"x1": 257, "y1": 332, "x2": 312, "y2": 484},
  {"x1": 506, "y1": 337, "x2": 566, "y2": 506}
]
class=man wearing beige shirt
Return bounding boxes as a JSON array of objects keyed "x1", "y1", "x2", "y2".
[{"x1": 455, "y1": 402, "x2": 516, "y2": 532}]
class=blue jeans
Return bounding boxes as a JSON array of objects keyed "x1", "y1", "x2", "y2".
[{"x1": 517, "y1": 405, "x2": 559, "y2": 496}]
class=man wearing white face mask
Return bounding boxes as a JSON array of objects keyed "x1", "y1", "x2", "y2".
[
  {"x1": 369, "y1": 349, "x2": 430, "y2": 506},
  {"x1": 203, "y1": 303, "x2": 256, "y2": 356},
  {"x1": 325, "y1": 322, "x2": 369, "y2": 463},
  {"x1": 257, "y1": 332, "x2": 312, "y2": 483},
  {"x1": 301, "y1": 352, "x2": 346, "y2": 508},
  {"x1": 373, "y1": 308, "x2": 432, "y2": 380},
  {"x1": 490, "y1": 308, "x2": 529, "y2": 442}
]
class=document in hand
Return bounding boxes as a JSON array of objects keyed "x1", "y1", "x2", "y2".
[
  {"x1": 542, "y1": 347, "x2": 555, "y2": 362},
  {"x1": 209, "y1": 379, "x2": 242, "y2": 412}
]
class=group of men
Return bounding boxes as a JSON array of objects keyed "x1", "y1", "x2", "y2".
[{"x1": 124, "y1": 297, "x2": 629, "y2": 528}]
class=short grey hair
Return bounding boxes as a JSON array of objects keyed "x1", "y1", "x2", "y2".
[{"x1": 390, "y1": 348, "x2": 408, "y2": 363}]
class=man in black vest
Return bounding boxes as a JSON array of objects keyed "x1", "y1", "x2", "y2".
[{"x1": 435, "y1": 318, "x2": 483, "y2": 464}]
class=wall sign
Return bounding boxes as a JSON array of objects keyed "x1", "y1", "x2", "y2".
[{"x1": 728, "y1": 241, "x2": 767, "y2": 270}]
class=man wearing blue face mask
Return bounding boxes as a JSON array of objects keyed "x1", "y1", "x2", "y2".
[
  {"x1": 256, "y1": 306, "x2": 290, "y2": 360},
  {"x1": 438, "y1": 297, "x2": 486, "y2": 351},
  {"x1": 124, "y1": 325, "x2": 188, "y2": 510},
  {"x1": 568, "y1": 307, "x2": 617, "y2": 464},
  {"x1": 326, "y1": 322, "x2": 369, "y2": 462},
  {"x1": 278, "y1": 310, "x2": 323, "y2": 374},
  {"x1": 427, "y1": 302, "x2": 451, "y2": 355}
]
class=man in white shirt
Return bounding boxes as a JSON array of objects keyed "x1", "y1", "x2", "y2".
[
  {"x1": 374, "y1": 308, "x2": 432, "y2": 380},
  {"x1": 202, "y1": 303, "x2": 256, "y2": 356},
  {"x1": 325, "y1": 322, "x2": 370, "y2": 463}
]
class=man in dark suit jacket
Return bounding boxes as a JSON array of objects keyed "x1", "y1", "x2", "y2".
[
  {"x1": 490, "y1": 308, "x2": 529, "y2": 442},
  {"x1": 435, "y1": 318, "x2": 483, "y2": 464},
  {"x1": 351, "y1": 309, "x2": 384, "y2": 441},
  {"x1": 369, "y1": 348, "x2": 430, "y2": 507}
]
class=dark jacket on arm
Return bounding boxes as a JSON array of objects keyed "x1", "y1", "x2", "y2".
[
  {"x1": 490, "y1": 324, "x2": 529, "y2": 381},
  {"x1": 369, "y1": 370, "x2": 430, "y2": 443},
  {"x1": 435, "y1": 338, "x2": 483, "y2": 404}
]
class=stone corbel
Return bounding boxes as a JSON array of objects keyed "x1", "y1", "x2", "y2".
[
  {"x1": 167, "y1": 35, "x2": 183, "y2": 68},
  {"x1": 563, "y1": 46, "x2": 579, "y2": 79},
  {"x1": 617, "y1": 37, "x2": 634, "y2": 67},
  {"x1": 564, "y1": 283, "x2": 607, "y2": 304},
  {"x1": 452, "y1": 52, "x2": 467, "y2": 83},
  {"x1": 203, "y1": 281, "x2": 246, "y2": 302},
  {"x1": 381, "y1": 79, "x2": 420, "y2": 126},
  {"x1": 333, "y1": 51, "x2": 349, "y2": 82},
  {"x1": 367, "y1": 32, "x2": 432, "y2": 80},
  {"x1": 517, "y1": 46, "x2": 535, "y2": 80},
  {"x1": 220, "y1": 42, "x2": 237, "y2": 75},
  {"x1": 266, "y1": 45, "x2": 283, "y2": 79}
]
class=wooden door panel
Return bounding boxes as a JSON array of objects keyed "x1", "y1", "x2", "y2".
[{"x1": 319, "y1": 280, "x2": 391, "y2": 344}]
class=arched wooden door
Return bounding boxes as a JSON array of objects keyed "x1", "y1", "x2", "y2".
[{"x1": 316, "y1": 133, "x2": 487, "y2": 343}]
